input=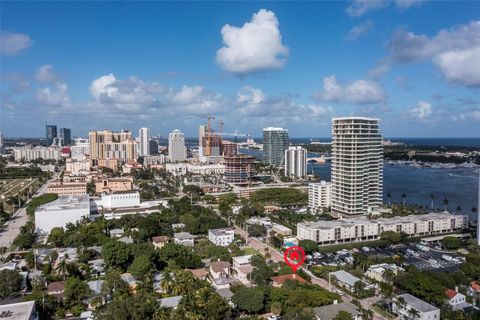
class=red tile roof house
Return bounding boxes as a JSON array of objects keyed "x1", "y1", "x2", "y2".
[
  {"x1": 151, "y1": 236, "x2": 170, "y2": 249},
  {"x1": 47, "y1": 281, "x2": 66, "y2": 300},
  {"x1": 209, "y1": 261, "x2": 231, "y2": 279},
  {"x1": 187, "y1": 268, "x2": 208, "y2": 280},
  {"x1": 271, "y1": 274, "x2": 307, "y2": 288},
  {"x1": 445, "y1": 288, "x2": 469, "y2": 311}
]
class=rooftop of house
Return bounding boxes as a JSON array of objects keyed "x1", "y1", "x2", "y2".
[
  {"x1": 271, "y1": 274, "x2": 307, "y2": 285},
  {"x1": 396, "y1": 294, "x2": 439, "y2": 313},
  {"x1": 210, "y1": 261, "x2": 231, "y2": 273},
  {"x1": 208, "y1": 228, "x2": 234, "y2": 237},
  {"x1": 159, "y1": 295, "x2": 183, "y2": 309},
  {"x1": 313, "y1": 302, "x2": 361, "y2": 320},
  {"x1": 471, "y1": 281, "x2": 480, "y2": 292},
  {"x1": 152, "y1": 236, "x2": 170, "y2": 243},
  {"x1": 188, "y1": 268, "x2": 208, "y2": 279},
  {"x1": 329, "y1": 270, "x2": 360, "y2": 287},
  {"x1": 0, "y1": 301, "x2": 36, "y2": 320},
  {"x1": 174, "y1": 232, "x2": 195, "y2": 240}
]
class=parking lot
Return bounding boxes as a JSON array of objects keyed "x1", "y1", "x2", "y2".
[{"x1": 305, "y1": 243, "x2": 465, "y2": 272}]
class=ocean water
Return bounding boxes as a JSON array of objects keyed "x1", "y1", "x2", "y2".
[
  {"x1": 240, "y1": 147, "x2": 479, "y2": 219},
  {"x1": 309, "y1": 162, "x2": 479, "y2": 219}
]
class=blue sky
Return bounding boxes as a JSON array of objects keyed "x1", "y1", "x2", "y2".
[{"x1": 1, "y1": 0, "x2": 479, "y2": 138}]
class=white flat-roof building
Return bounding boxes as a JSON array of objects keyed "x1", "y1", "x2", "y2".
[
  {"x1": 97, "y1": 191, "x2": 140, "y2": 209},
  {"x1": 168, "y1": 129, "x2": 186, "y2": 162},
  {"x1": 331, "y1": 117, "x2": 383, "y2": 216},
  {"x1": 329, "y1": 270, "x2": 360, "y2": 292},
  {"x1": 35, "y1": 194, "x2": 90, "y2": 235},
  {"x1": 65, "y1": 158, "x2": 91, "y2": 175},
  {"x1": 284, "y1": 146, "x2": 307, "y2": 178},
  {"x1": 174, "y1": 232, "x2": 195, "y2": 247},
  {"x1": 0, "y1": 301, "x2": 37, "y2": 320},
  {"x1": 309, "y1": 181, "x2": 332, "y2": 213},
  {"x1": 392, "y1": 294, "x2": 440, "y2": 320},
  {"x1": 297, "y1": 212, "x2": 468, "y2": 245},
  {"x1": 208, "y1": 228, "x2": 234, "y2": 247},
  {"x1": 14, "y1": 146, "x2": 61, "y2": 161}
]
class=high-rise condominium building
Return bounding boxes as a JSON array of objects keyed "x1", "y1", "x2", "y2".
[
  {"x1": 70, "y1": 138, "x2": 90, "y2": 160},
  {"x1": 284, "y1": 146, "x2": 307, "y2": 178},
  {"x1": 308, "y1": 181, "x2": 332, "y2": 213},
  {"x1": 45, "y1": 124, "x2": 57, "y2": 146},
  {"x1": 59, "y1": 128, "x2": 71, "y2": 146},
  {"x1": 198, "y1": 125, "x2": 207, "y2": 157},
  {"x1": 331, "y1": 117, "x2": 383, "y2": 216},
  {"x1": 263, "y1": 127, "x2": 289, "y2": 166},
  {"x1": 139, "y1": 127, "x2": 150, "y2": 156},
  {"x1": 89, "y1": 130, "x2": 136, "y2": 163},
  {"x1": 168, "y1": 129, "x2": 186, "y2": 162}
]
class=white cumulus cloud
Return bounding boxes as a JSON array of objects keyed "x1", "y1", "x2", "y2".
[
  {"x1": 384, "y1": 20, "x2": 480, "y2": 86},
  {"x1": 36, "y1": 65, "x2": 58, "y2": 83},
  {"x1": 346, "y1": 0, "x2": 387, "y2": 17},
  {"x1": 395, "y1": 0, "x2": 424, "y2": 9},
  {"x1": 36, "y1": 83, "x2": 70, "y2": 107},
  {"x1": 434, "y1": 46, "x2": 480, "y2": 87},
  {"x1": 408, "y1": 101, "x2": 433, "y2": 121},
  {"x1": 314, "y1": 75, "x2": 386, "y2": 104},
  {"x1": 346, "y1": 20, "x2": 374, "y2": 41},
  {"x1": 216, "y1": 9, "x2": 289, "y2": 74},
  {"x1": 0, "y1": 31, "x2": 33, "y2": 55}
]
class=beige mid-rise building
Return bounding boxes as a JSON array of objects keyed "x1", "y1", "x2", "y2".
[
  {"x1": 89, "y1": 130, "x2": 136, "y2": 163},
  {"x1": 47, "y1": 181, "x2": 87, "y2": 195},
  {"x1": 95, "y1": 177, "x2": 133, "y2": 194}
]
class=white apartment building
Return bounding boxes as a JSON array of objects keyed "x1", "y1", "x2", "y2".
[
  {"x1": 14, "y1": 146, "x2": 61, "y2": 161},
  {"x1": 284, "y1": 146, "x2": 307, "y2": 178},
  {"x1": 139, "y1": 127, "x2": 150, "y2": 156},
  {"x1": 70, "y1": 138, "x2": 90, "y2": 160},
  {"x1": 65, "y1": 158, "x2": 91, "y2": 175},
  {"x1": 168, "y1": 129, "x2": 187, "y2": 162},
  {"x1": 35, "y1": 194, "x2": 90, "y2": 235},
  {"x1": 308, "y1": 181, "x2": 332, "y2": 213},
  {"x1": 392, "y1": 294, "x2": 440, "y2": 320},
  {"x1": 174, "y1": 232, "x2": 195, "y2": 247},
  {"x1": 331, "y1": 117, "x2": 383, "y2": 216},
  {"x1": 187, "y1": 163, "x2": 225, "y2": 175},
  {"x1": 297, "y1": 212, "x2": 468, "y2": 245},
  {"x1": 208, "y1": 228, "x2": 235, "y2": 247},
  {"x1": 365, "y1": 263, "x2": 404, "y2": 283},
  {"x1": 232, "y1": 255, "x2": 253, "y2": 284},
  {"x1": 97, "y1": 191, "x2": 140, "y2": 209}
]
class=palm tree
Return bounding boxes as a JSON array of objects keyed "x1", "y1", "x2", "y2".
[
  {"x1": 394, "y1": 296, "x2": 406, "y2": 313},
  {"x1": 56, "y1": 257, "x2": 68, "y2": 280},
  {"x1": 443, "y1": 198, "x2": 449, "y2": 211},
  {"x1": 401, "y1": 193, "x2": 407, "y2": 207},
  {"x1": 430, "y1": 193, "x2": 435, "y2": 210},
  {"x1": 160, "y1": 271, "x2": 174, "y2": 293},
  {"x1": 387, "y1": 192, "x2": 392, "y2": 207},
  {"x1": 408, "y1": 307, "x2": 420, "y2": 320},
  {"x1": 382, "y1": 268, "x2": 396, "y2": 284}
]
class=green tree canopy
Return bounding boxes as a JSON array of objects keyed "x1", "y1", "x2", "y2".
[
  {"x1": 0, "y1": 270, "x2": 22, "y2": 298},
  {"x1": 232, "y1": 287, "x2": 266, "y2": 314}
]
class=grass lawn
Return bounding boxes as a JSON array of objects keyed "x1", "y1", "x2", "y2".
[{"x1": 242, "y1": 247, "x2": 259, "y2": 255}]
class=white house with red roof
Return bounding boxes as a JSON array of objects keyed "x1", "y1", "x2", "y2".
[{"x1": 445, "y1": 288, "x2": 469, "y2": 311}]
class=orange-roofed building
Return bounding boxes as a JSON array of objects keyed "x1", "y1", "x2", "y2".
[{"x1": 271, "y1": 274, "x2": 307, "y2": 287}]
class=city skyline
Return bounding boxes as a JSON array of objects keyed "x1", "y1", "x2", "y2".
[{"x1": 1, "y1": 1, "x2": 480, "y2": 138}]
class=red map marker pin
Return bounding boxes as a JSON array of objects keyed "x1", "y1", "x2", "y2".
[{"x1": 284, "y1": 246, "x2": 306, "y2": 273}]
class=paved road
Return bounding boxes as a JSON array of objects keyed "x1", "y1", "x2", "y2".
[{"x1": 0, "y1": 172, "x2": 59, "y2": 250}]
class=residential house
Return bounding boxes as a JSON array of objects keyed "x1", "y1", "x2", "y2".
[
  {"x1": 271, "y1": 274, "x2": 307, "y2": 288},
  {"x1": 392, "y1": 294, "x2": 440, "y2": 320},
  {"x1": 187, "y1": 268, "x2": 208, "y2": 280},
  {"x1": 174, "y1": 232, "x2": 195, "y2": 247},
  {"x1": 313, "y1": 301, "x2": 362, "y2": 320},
  {"x1": 365, "y1": 263, "x2": 404, "y2": 283},
  {"x1": 209, "y1": 261, "x2": 231, "y2": 279},
  {"x1": 152, "y1": 236, "x2": 170, "y2": 249},
  {"x1": 121, "y1": 273, "x2": 138, "y2": 294},
  {"x1": 0, "y1": 301, "x2": 38, "y2": 320},
  {"x1": 329, "y1": 270, "x2": 360, "y2": 292},
  {"x1": 87, "y1": 280, "x2": 104, "y2": 309},
  {"x1": 445, "y1": 288, "x2": 469, "y2": 311},
  {"x1": 208, "y1": 228, "x2": 235, "y2": 247},
  {"x1": 47, "y1": 281, "x2": 66, "y2": 300},
  {"x1": 159, "y1": 296, "x2": 183, "y2": 310},
  {"x1": 216, "y1": 288, "x2": 234, "y2": 301},
  {"x1": 232, "y1": 255, "x2": 253, "y2": 285}
]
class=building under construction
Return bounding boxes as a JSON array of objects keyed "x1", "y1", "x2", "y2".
[
  {"x1": 224, "y1": 155, "x2": 256, "y2": 186},
  {"x1": 199, "y1": 116, "x2": 223, "y2": 158}
]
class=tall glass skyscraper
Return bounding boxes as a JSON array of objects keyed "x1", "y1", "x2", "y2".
[
  {"x1": 45, "y1": 124, "x2": 57, "y2": 146},
  {"x1": 262, "y1": 127, "x2": 289, "y2": 166},
  {"x1": 60, "y1": 128, "x2": 71, "y2": 146},
  {"x1": 331, "y1": 117, "x2": 383, "y2": 216}
]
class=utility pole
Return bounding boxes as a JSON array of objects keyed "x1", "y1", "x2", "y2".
[{"x1": 328, "y1": 273, "x2": 331, "y2": 291}]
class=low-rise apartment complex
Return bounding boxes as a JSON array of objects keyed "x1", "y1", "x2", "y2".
[
  {"x1": 297, "y1": 212, "x2": 468, "y2": 245},
  {"x1": 47, "y1": 181, "x2": 87, "y2": 195}
]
